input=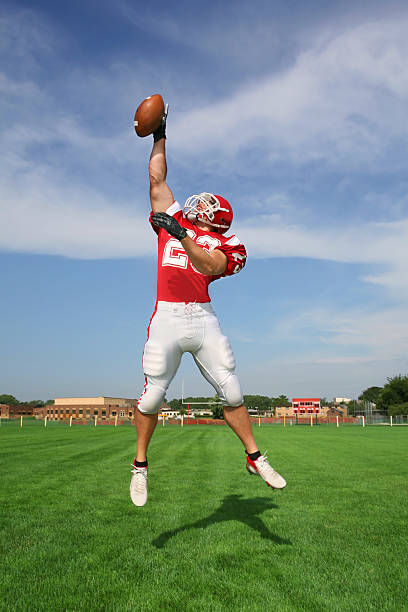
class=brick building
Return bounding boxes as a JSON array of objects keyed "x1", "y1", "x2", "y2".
[
  {"x1": 46, "y1": 397, "x2": 139, "y2": 421},
  {"x1": 0, "y1": 404, "x2": 10, "y2": 418},
  {"x1": 275, "y1": 405, "x2": 296, "y2": 418},
  {"x1": 0, "y1": 404, "x2": 36, "y2": 418}
]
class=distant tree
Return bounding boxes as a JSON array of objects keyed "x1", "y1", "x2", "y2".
[
  {"x1": 168, "y1": 398, "x2": 183, "y2": 411},
  {"x1": 358, "y1": 386, "x2": 382, "y2": 404},
  {"x1": 20, "y1": 400, "x2": 45, "y2": 407},
  {"x1": 377, "y1": 375, "x2": 408, "y2": 413},
  {"x1": 243, "y1": 395, "x2": 274, "y2": 410},
  {"x1": 46, "y1": 399, "x2": 55, "y2": 405},
  {"x1": 387, "y1": 402, "x2": 408, "y2": 417},
  {"x1": 168, "y1": 398, "x2": 187, "y2": 415},
  {"x1": 0, "y1": 394, "x2": 19, "y2": 405},
  {"x1": 273, "y1": 395, "x2": 290, "y2": 407},
  {"x1": 182, "y1": 396, "x2": 215, "y2": 405},
  {"x1": 210, "y1": 404, "x2": 224, "y2": 420}
]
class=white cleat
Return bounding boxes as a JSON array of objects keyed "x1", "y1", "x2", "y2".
[
  {"x1": 130, "y1": 465, "x2": 148, "y2": 506},
  {"x1": 246, "y1": 453, "x2": 287, "y2": 489}
]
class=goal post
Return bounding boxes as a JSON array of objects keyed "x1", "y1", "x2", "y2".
[{"x1": 180, "y1": 380, "x2": 220, "y2": 424}]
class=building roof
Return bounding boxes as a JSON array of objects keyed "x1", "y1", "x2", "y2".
[{"x1": 54, "y1": 396, "x2": 136, "y2": 405}]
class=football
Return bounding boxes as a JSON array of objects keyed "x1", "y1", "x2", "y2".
[{"x1": 134, "y1": 94, "x2": 165, "y2": 137}]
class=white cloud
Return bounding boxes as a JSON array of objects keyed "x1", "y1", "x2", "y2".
[
  {"x1": 169, "y1": 18, "x2": 408, "y2": 168},
  {"x1": 235, "y1": 214, "x2": 408, "y2": 293},
  {"x1": 0, "y1": 174, "x2": 153, "y2": 259},
  {"x1": 274, "y1": 306, "x2": 408, "y2": 358},
  {"x1": 1, "y1": 6, "x2": 408, "y2": 291}
]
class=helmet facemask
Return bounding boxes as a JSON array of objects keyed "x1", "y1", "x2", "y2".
[{"x1": 183, "y1": 193, "x2": 231, "y2": 232}]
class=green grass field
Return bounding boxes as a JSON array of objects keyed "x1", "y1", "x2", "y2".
[{"x1": 1, "y1": 422, "x2": 407, "y2": 611}]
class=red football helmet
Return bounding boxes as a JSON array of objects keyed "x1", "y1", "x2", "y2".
[{"x1": 183, "y1": 193, "x2": 233, "y2": 234}]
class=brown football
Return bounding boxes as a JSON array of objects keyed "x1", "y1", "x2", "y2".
[{"x1": 134, "y1": 94, "x2": 165, "y2": 137}]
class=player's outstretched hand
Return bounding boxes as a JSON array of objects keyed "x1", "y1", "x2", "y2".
[
  {"x1": 151, "y1": 212, "x2": 187, "y2": 240},
  {"x1": 153, "y1": 103, "x2": 169, "y2": 143}
]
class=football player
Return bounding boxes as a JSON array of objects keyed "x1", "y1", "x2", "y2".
[{"x1": 130, "y1": 106, "x2": 286, "y2": 506}]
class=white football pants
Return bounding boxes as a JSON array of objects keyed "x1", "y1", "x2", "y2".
[{"x1": 138, "y1": 301, "x2": 243, "y2": 414}]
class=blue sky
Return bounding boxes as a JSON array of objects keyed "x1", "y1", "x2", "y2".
[{"x1": 1, "y1": 0, "x2": 408, "y2": 402}]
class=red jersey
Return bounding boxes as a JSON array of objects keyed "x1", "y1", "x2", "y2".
[{"x1": 150, "y1": 201, "x2": 247, "y2": 303}]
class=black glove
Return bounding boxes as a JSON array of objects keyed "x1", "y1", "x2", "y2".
[
  {"x1": 153, "y1": 103, "x2": 169, "y2": 143},
  {"x1": 151, "y1": 212, "x2": 187, "y2": 240}
]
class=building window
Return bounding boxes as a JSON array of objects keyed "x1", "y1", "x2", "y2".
[
  {"x1": 112, "y1": 411, "x2": 116, "y2": 416},
  {"x1": 120, "y1": 411, "x2": 125, "y2": 417},
  {"x1": 129, "y1": 411, "x2": 132, "y2": 417}
]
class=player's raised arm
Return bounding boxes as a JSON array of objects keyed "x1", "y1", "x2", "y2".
[
  {"x1": 134, "y1": 95, "x2": 173, "y2": 213},
  {"x1": 148, "y1": 108, "x2": 174, "y2": 213},
  {"x1": 149, "y1": 139, "x2": 173, "y2": 213}
]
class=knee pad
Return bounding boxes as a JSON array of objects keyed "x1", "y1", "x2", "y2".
[
  {"x1": 194, "y1": 334, "x2": 243, "y2": 407},
  {"x1": 218, "y1": 371, "x2": 243, "y2": 407},
  {"x1": 216, "y1": 336, "x2": 242, "y2": 406},
  {"x1": 138, "y1": 376, "x2": 166, "y2": 414},
  {"x1": 142, "y1": 340, "x2": 167, "y2": 377},
  {"x1": 139, "y1": 330, "x2": 181, "y2": 413}
]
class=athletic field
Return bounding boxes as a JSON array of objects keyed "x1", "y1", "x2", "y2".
[{"x1": 1, "y1": 423, "x2": 407, "y2": 611}]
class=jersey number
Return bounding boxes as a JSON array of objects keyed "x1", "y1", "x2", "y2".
[
  {"x1": 162, "y1": 233, "x2": 221, "y2": 271},
  {"x1": 162, "y1": 238, "x2": 189, "y2": 269},
  {"x1": 231, "y1": 252, "x2": 245, "y2": 274}
]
